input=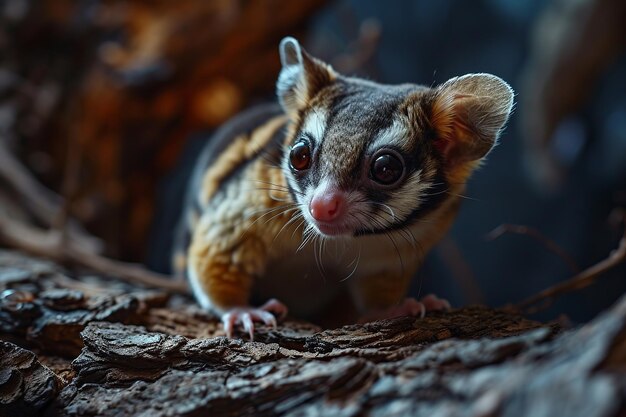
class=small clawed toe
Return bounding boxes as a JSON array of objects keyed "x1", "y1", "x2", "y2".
[{"x1": 220, "y1": 300, "x2": 287, "y2": 340}]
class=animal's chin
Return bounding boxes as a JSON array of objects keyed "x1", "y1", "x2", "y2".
[{"x1": 313, "y1": 222, "x2": 354, "y2": 237}]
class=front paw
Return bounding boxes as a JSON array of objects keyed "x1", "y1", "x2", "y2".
[
  {"x1": 359, "y1": 294, "x2": 451, "y2": 323},
  {"x1": 221, "y1": 298, "x2": 288, "y2": 340}
]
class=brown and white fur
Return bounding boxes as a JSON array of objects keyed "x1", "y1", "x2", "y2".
[{"x1": 173, "y1": 37, "x2": 514, "y2": 338}]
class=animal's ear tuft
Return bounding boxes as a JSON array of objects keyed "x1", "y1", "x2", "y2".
[
  {"x1": 430, "y1": 73, "x2": 514, "y2": 166},
  {"x1": 276, "y1": 37, "x2": 336, "y2": 115}
]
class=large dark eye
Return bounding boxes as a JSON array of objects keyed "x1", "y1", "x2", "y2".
[
  {"x1": 371, "y1": 153, "x2": 404, "y2": 185},
  {"x1": 289, "y1": 142, "x2": 311, "y2": 171}
]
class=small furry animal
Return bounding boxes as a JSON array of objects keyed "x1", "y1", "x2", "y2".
[{"x1": 173, "y1": 37, "x2": 514, "y2": 338}]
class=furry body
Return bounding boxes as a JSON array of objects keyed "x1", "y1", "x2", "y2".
[{"x1": 173, "y1": 38, "x2": 513, "y2": 335}]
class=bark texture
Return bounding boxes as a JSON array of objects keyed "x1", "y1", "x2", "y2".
[{"x1": 1, "y1": 250, "x2": 626, "y2": 417}]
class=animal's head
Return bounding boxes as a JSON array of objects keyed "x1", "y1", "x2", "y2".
[{"x1": 277, "y1": 37, "x2": 514, "y2": 238}]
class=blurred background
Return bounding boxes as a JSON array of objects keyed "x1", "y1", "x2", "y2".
[{"x1": 0, "y1": 0, "x2": 624, "y2": 323}]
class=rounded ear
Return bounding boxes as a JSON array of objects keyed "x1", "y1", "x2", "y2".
[
  {"x1": 279, "y1": 37, "x2": 303, "y2": 67},
  {"x1": 276, "y1": 37, "x2": 336, "y2": 115},
  {"x1": 430, "y1": 73, "x2": 514, "y2": 165}
]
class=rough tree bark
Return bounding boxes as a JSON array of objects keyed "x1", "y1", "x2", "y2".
[{"x1": 1, "y1": 250, "x2": 626, "y2": 417}]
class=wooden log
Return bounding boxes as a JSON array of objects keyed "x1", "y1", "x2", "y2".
[
  {"x1": 0, "y1": 251, "x2": 170, "y2": 357},
  {"x1": 1, "y1": 250, "x2": 626, "y2": 416},
  {"x1": 0, "y1": 341, "x2": 62, "y2": 417}
]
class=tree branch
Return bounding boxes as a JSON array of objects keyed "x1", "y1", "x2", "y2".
[
  {"x1": 0, "y1": 142, "x2": 102, "y2": 253},
  {"x1": 486, "y1": 223, "x2": 579, "y2": 274},
  {"x1": 513, "y1": 223, "x2": 626, "y2": 313},
  {"x1": 0, "y1": 216, "x2": 188, "y2": 294}
]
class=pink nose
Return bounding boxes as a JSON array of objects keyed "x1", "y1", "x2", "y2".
[{"x1": 309, "y1": 192, "x2": 345, "y2": 222}]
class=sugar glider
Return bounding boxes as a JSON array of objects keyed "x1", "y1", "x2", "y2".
[{"x1": 173, "y1": 37, "x2": 514, "y2": 338}]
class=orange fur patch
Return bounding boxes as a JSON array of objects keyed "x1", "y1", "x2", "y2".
[
  {"x1": 200, "y1": 115, "x2": 287, "y2": 205},
  {"x1": 188, "y1": 116, "x2": 302, "y2": 311},
  {"x1": 188, "y1": 220, "x2": 261, "y2": 309},
  {"x1": 431, "y1": 93, "x2": 485, "y2": 186}
]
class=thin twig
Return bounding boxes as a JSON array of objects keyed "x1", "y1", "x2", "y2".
[
  {"x1": 513, "y1": 224, "x2": 626, "y2": 314},
  {"x1": 0, "y1": 216, "x2": 188, "y2": 294},
  {"x1": 0, "y1": 143, "x2": 186, "y2": 293},
  {"x1": 486, "y1": 223, "x2": 580, "y2": 274},
  {"x1": 0, "y1": 142, "x2": 102, "y2": 253}
]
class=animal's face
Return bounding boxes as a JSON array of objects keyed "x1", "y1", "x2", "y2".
[
  {"x1": 282, "y1": 79, "x2": 446, "y2": 237},
  {"x1": 276, "y1": 37, "x2": 514, "y2": 238}
]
